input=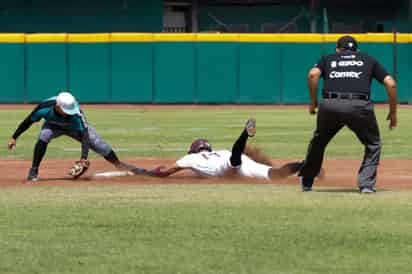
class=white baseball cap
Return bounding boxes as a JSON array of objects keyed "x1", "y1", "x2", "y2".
[{"x1": 56, "y1": 92, "x2": 80, "y2": 115}]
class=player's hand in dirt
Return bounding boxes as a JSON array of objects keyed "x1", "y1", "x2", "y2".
[
  {"x1": 8, "y1": 138, "x2": 16, "y2": 150},
  {"x1": 148, "y1": 166, "x2": 168, "y2": 177}
]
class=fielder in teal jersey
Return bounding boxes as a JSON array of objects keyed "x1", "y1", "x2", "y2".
[{"x1": 8, "y1": 92, "x2": 147, "y2": 181}]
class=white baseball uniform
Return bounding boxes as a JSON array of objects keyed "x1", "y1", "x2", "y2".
[{"x1": 176, "y1": 150, "x2": 271, "y2": 180}]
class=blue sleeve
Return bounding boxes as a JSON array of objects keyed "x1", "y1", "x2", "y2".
[
  {"x1": 12, "y1": 104, "x2": 49, "y2": 139},
  {"x1": 30, "y1": 108, "x2": 49, "y2": 122}
]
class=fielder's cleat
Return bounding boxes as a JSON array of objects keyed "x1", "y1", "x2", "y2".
[
  {"x1": 27, "y1": 167, "x2": 39, "y2": 182},
  {"x1": 245, "y1": 118, "x2": 256, "y2": 137},
  {"x1": 360, "y1": 187, "x2": 376, "y2": 194}
]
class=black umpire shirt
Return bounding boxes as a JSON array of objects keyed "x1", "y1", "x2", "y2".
[{"x1": 316, "y1": 50, "x2": 389, "y2": 96}]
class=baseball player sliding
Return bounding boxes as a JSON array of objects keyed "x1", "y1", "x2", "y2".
[
  {"x1": 150, "y1": 118, "x2": 306, "y2": 180},
  {"x1": 8, "y1": 91, "x2": 148, "y2": 182}
]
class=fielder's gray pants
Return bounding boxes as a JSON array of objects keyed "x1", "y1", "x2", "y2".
[
  {"x1": 299, "y1": 99, "x2": 381, "y2": 189},
  {"x1": 39, "y1": 123, "x2": 112, "y2": 157}
]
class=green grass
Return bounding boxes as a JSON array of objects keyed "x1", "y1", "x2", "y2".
[
  {"x1": 1, "y1": 106, "x2": 411, "y2": 160},
  {"x1": 1, "y1": 184, "x2": 412, "y2": 274},
  {"x1": 1, "y1": 106, "x2": 412, "y2": 274}
]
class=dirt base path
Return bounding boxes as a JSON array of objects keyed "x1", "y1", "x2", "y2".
[{"x1": 1, "y1": 158, "x2": 411, "y2": 190}]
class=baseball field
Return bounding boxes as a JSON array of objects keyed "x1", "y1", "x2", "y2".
[{"x1": 1, "y1": 105, "x2": 412, "y2": 274}]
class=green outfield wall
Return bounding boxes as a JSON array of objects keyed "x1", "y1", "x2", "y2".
[{"x1": 0, "y1": 33, "x2": 409, "y2": 104}]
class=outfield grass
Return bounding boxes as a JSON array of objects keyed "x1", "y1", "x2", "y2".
[
  {"x1": 1, "y1": 106, "x2": 412, "y2": 274},
  {"x1": 1, "y1": 184, "x2": 412, "y2": 274},
  {"x1": 1, "y1": 106, "x2": 411, "y2": 160}
]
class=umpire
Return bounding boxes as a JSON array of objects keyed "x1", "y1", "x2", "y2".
[{"x1": 298, "y1": 35, "x2": 398, "y2": 193}]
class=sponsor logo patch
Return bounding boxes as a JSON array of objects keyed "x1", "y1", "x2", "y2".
[
  {"x1": 329, "y1": 71, "x2": 363, "y2": 79},
  {"x1": 338, "y1": 60, "x2": 364, "y2": 67}
]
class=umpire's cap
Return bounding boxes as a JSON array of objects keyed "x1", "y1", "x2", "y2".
[{"x1": 336, "y1": 35, "x2": 358, "y2": 51}]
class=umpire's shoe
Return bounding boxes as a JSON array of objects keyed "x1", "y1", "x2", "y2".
[
  {"x1": 300, "y1": 177, "x2": 313, "y2": 192},
  {"x1": 360, "y1": 187, "x2": 376, "y2": 194},
  {"x1": 27, "y1": 167, "x2": 39, "y2": 182},
  {"x1": 245, "y1": 118, "x2": 256, "y2": 137}
]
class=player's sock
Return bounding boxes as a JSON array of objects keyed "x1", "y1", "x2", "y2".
[
  {"x1": 104, "y1": 150, "x2": 148, "y2": 173},
  {"x1": 32, "y1": 140, "x2": 48, "y2": 168},
  {"x1": 117, "y1": 161, "x2": 143, "y2": 171},
  {"x1": 230, "y1": 129, "x2": 248, "y2": 167},
  {"x1": 104, "y1": 150, "x2": 120, "y2": 165}
]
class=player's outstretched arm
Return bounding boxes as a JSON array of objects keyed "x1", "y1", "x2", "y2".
[
  {"x1": 9, "y1": 104, "x2": 44, "y2": 150},
  {"x1": 149, "y1": 165, "x2": 185, "y2": 178},
  {"x1": 9, "y1": 116, "x2": 36, "y2": 149}
]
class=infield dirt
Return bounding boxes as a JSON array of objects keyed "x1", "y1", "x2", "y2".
[{"x1": 1, "y1": 158, "x2": 411, "y2": 190}]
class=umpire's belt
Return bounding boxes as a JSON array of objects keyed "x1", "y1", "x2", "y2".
[{"x1": 323, "y1": 92, "x2": 369, "y2": 101}]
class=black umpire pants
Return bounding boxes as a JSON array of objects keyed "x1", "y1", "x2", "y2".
[{"x1": 299, "y1": 98, "x2": 381, "y2": 189}]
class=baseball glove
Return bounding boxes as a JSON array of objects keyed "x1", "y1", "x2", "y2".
[{"x1": 68, "y1": 159, "x2": 90, "y2": 179}]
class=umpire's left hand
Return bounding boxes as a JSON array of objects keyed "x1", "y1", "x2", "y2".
[
  {"x1": 387, "y1": 112, "x2": 397, "y2": 130},
  {"x1": 309, "y1": 101, "x2": 318, "y2": 115}
]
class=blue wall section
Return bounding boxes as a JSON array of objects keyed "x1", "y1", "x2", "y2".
[
  {"x1": 1, "y1": 35, "x2": 411, "y2": 104},
  {"x1": 238, "y1": 43, "x2": 281, "y2": 103},
  {"x1": 154, "y1": 43, "x2": 195, "y2": 103},
  {"x1": 0, "y1": 44, "x2": 24, "y2": 103},
  {"x1": 111, "y1": 43, "x2": 153, "y2": 103},
  {"x1": 68, "y1": 43, "x2": 110, "y2": 102},
  {"x1": 281, "y1": 43, "x2": 323, "y2": 103},
  {"x1": 26, "y1": 43, "x2": 68, "y2": 102},
  {"x1": 197, "y1": 43, "x2": 238, "y2": 103},
  {"x1": 395, "y1": 43, "x2": 410, "y2": 103}
]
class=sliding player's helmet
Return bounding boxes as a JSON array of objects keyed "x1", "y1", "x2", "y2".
[{"x1": 188, "y1": 138, "x2": 212, "y2": 154}]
